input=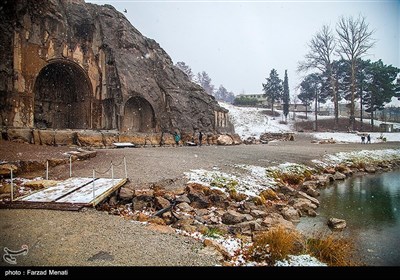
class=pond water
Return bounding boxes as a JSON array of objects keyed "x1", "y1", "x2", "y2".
[{"x1": 297, "y1": 170, "x2": 400, "y2": 266}]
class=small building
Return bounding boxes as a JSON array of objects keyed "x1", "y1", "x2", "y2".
[
  {"x1": 236, "y1": 93, "x2": 270, "y2": 107},
  {"x1": 379, "y1": 123, "x2": 394, "y2": 132}
]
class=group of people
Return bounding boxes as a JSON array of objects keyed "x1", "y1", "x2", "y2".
[
  {"x1": 361, "y1": 134, "x2": 371, "y2": 144},
  {"x1": 174, "y1": 131, "x2": 203, "y2": 146}
]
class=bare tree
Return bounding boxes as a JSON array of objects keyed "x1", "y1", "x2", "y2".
[
  {"x1": 298, "y1": 25, "x2": 339, "y2": 129},
  {"x1": 336, "y1": 15, "x2": 375, "y2": 131}
]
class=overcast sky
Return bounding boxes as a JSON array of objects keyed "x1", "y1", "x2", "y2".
[{"x1": 87, "y1": 0, "x2": 399, "y2": 97}]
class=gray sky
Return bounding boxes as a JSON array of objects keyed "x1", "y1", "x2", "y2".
[{"x1": 87, "y1": 0, "x2": 399, "y2": 96}]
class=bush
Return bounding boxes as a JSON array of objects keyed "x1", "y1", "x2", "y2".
[
  {"x1": 246, "y1": 227, "x2": 303, "y2": 263},
  {"x1": 306, "y1": 233, "x2": 357, "y2": 266}
]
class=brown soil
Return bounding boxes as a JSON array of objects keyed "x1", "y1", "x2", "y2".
[{"x1": 295, "y1": 118, "x2": 376, "y2": 132}]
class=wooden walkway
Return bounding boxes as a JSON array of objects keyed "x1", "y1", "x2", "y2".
[{"x1": 3, "y1": 177, "x2": 127, "y2": 211}]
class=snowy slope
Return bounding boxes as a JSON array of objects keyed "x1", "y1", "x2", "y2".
[{"x1": 219, "y1": 102, "x2": 400, "y2": 143}]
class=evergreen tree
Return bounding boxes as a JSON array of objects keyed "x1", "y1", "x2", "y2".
[
  {"x1": 262, "y1": 69, "x2": 283, "y2": 115},
  {"x1": 282, "y1": 70, "x2": 290, "y2": 122},
  {"x1": 175, "y1": 61, "x2": 194, "y2": 81},
  {"x1": 299, "y1": 73, "x2": 324, "y2": 131},
  {"x1": 196, "y1": 71, "x2": 214, "y2": 96},
  {"x1": 215, "y1": 85, "x2": 229, "y2": 102},
  {"x1": 363, "y1": 60, "x2": 400, "y2": 129}
]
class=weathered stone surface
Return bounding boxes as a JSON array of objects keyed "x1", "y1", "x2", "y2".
[
  {"x1": 279, "y1": 185, "x2": 297, "y2": 195},
  {"x1": 261, "y1": 213, "x2": 294, "y2": 230},
  {"x1": 291, "y1": 198, "x2": 318, "y2": 216},
  {"x1": 176, "y1": 202, "x2": 194, "y2": 212},
  {"x1": 0, "y1": 163, "x2": 18, "y2": 176},
  {"x1": 1, "y1": 0, "x2": 233, "y2": 137},
  {"x1": 296, "y1": 191, "x2": 320, "y2": 207},
  {"x1": 230, "y1": 134, "x2": 242, "y2": 145},
  {"x1": 154, "y1": 196, "x2": 170, "y2": 210},
  {"x1": 332, "y1": 171, "x2": 346, "y2": 180},
  {"x1": 327, "y1": 218, "x2": 347, "y2": 230},
  {"x1": 6, "y1": 128, "x2": 32, "y2": 144},
  {"x1": 186, "y1": 184, "x2": 210, "y2": 208},
  {"x1": 280, "y1": 206, "x2": 300, "y2": 222},
  {"x1": 119, "y1": 187, "x2": 135, "y2": 201},
  {"x1": 77, "y1": 131, "x2": 104, "y2": 147},
  {"x1": 54, "y1": 130, "x2": 77, "y2": 146},
  {"x1": 217, "y1": 135, "x2": 233, "y2": 145},
  {"x1": 365, "y1": 166, "x2": 376, "y2": 173},
  {"x1": 203, "y1": 239, "x2": 231, "y2": 260},
  {"x1": 24, "y1": 180, "x2": 58, "y2": 190},
  {"x1": 301, "y1": 183, "x2": 320, "y2": 198},
  {"x1": 250, "y1": 209, "x2": 268, "y2": 218},
  {"x1": 19, "y1": 161, "x2": 45, "y2": 173},
  {"x1": 229, "y1": 220, "x2": 264, "y2": 235},
  {"x1": 221, "y1": 210, "x2": 247, "y2": 225},
  {"x1": 47, "y1": 158, "x2": 68, "y2": 167},
  {"x1": 38, "y1": 130, "x2": 55, "y2": 146},
  {"x1": 176, "y1": 194, "x2": 191, "y2": 204}
]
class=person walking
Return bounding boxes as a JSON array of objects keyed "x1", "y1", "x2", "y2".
[
  {"x1": 367, "y1": 134, "x2": 371, "y2": 144},
  {"x1": 198, "y1": 131, "x2": 203, "y2": 146},
  {"x1": 361, "y1": 135, "x2": 365, "y2": 144},
  {"x1": 174, "y1": 131, "x2": 181, "y2": 146}
]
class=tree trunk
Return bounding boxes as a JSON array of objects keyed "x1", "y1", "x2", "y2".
[
  {"x1": 349, "y1": 61, "x2": 356, "y2": 131},
  {"x1": 314, "y1": 89, "x2": 318, "y2": 131},
  {"x1": 332, "y1": 79, "x2": 339, "y2": 130}
]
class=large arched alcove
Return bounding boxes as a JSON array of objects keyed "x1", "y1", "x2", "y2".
[
  {"x1": 122, "y1": 96, "x2": 155, "y2": 132},
  {"x1": 34, "y1": 60, "x2": 91, "y2": 129}
]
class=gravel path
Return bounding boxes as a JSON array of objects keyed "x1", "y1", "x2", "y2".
[
  {"x1": 0, "y1": 208, "x2": 218, "y2": 266},
  {"x1": 1, "y1": 134, "x2": 399, "y2": 267}
]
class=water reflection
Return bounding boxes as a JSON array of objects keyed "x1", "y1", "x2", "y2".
[{"x1": 297, "y1": 170, "x2": 400, "y2": 266}]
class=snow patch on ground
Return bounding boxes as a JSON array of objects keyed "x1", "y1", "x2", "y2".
[
  {"x1": 313, "y1": 132, "x2": 400, "y2": 143},
  {"x1": 275, "y1": 255, "x2": 327, "y2": 266},
  {"x1": 313, "y1": 149, "x2": 400, "y2": 167}
]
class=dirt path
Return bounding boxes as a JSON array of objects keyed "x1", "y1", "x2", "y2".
[{"x1": 1, "y1": 134, "x2": 399, "y2": 266}]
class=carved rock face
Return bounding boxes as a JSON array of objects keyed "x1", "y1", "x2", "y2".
[{"x1": 0, "y1": 0, "x2": 233, "y2": 136}]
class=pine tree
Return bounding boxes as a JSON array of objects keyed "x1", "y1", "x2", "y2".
[
  {"x1": 262, "y1": 69, "x2": 283, "y2": 116},
  {"x1": 196, "y1": 71, "x2": 214, "y2": 96},
  {"x1": 175, "y1": 61, "x2": 194, "y2": 81},
  {"x1": 363, "y1": 60, "x2": 400, "y2": 129},
  {"x1": 282, "y1": 70, "x2": 290, "y2": 122}
]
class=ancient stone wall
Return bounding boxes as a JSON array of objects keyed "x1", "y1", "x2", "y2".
[{"x1": 0, "y1": 0, "x2": 233, "y2": 143}]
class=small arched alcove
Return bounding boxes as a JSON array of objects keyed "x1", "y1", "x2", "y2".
[
  {"x1": 122, "y1": 96, "x2": 156, "y2": 133},
  {"x1": 34, "y1": 60, "x2": 91, "y2": 129}
]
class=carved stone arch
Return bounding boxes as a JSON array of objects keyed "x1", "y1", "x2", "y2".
[
  {"x1": 122, "y1": 95, "x2": 156, "y2": 133},
  {"x1": 33, "y1": 59, "x2": 93, "y2": 129}
]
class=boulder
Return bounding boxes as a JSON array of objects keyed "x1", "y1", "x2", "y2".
[
  {"x1": 261, "y1": 213, "x2": 294, "y2": 230},
  {"x1": 176, "y1": 202, "x2": 194, "y2": 212},
  {"x1": 203, "y1": 239, "x2": 231, "y2": 260},
  {"x1": 327, "y1": 218, "x2": 346, "y2": 230},
  {"x1": 250, "y1": 209, "x2": 268, "y2": 218},
  {"x1": 217, "y1": 135, "x2": 233, "y2": 145},
  {"x1": 301, "y1": 183, "x2": 320, "y2": 198},
  {"x1": 221, "y1": 210, "x2": 247, "y2": 225},
  {"x1": 332, "y1": 171, "x2": 346, "y2": 180},
  {"x1": 186, "y1": 185, "x2": 210, "y2": 209},
  {"x1": 365, "y1": 166, "x2": 376, "y2": 173},
  {"x1": 291, "y1": 198, "x2": 318, "y2": 216},
  {"x1": 296, "y1": 191, "x2": 320, "y2": 207},
  {"x1": 176, "y1": 194, "x2": 191, "y2": 204},
  {"x1": 24, "y1": 180, "x2": 58, "y2": 190},
  {"x1": 279, "y1": 185, "x2": 297, "y2": 195},
  {"x1": 229, "y1": 220, "x2": 264, "y2": 235},
  {"x1": 119, "y1": 187, "x2": 135, "y2": 201},
  {"x1": 230, "y1": 134, "x2": 242, "y2": 145},
  {"x1": 0, "y1": 163, "x2": 18, "y2": 177},
  {"x1": 155, "y1": 196, "x2": 170, "y2": 210},
  {"x1": 280, "y1": 206, "x2": 300, "y2": 222}
]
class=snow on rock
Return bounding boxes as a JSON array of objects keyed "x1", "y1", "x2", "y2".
[{"x1": 275, "y1": 255, "x2": 327, "y2": 266}]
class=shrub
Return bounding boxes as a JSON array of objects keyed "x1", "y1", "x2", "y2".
[
  {"x1": 246, "y1": 227, "x2": 303, "y2": 263},
  {"x1": 306, "y1": 233, "x2": 357, "y2": 266},
  {"x1": 204, "y1": 227, "x2": 224, "y2": 238}
]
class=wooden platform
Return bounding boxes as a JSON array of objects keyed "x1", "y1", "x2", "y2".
[{"x1": 2, "y1": 177, "x2": 127, "y2": 211}]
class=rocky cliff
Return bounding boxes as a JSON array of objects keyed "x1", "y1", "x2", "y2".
[{"x1": 0, "y1": 0, "x2": 234, "y2": 146}]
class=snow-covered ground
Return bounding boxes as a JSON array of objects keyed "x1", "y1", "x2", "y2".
[{"x1": 218, "y1": 102, "x2": 400, "y2": 143}]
